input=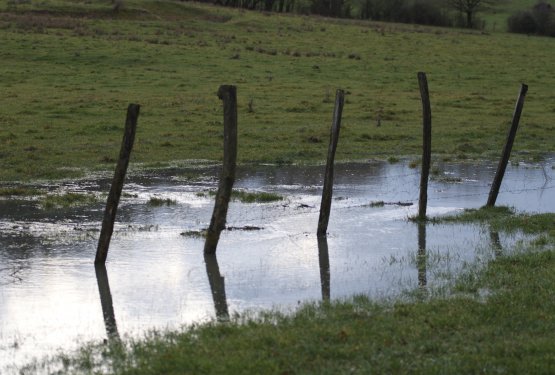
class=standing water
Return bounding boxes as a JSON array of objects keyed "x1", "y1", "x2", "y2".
[{"x1": 1, "y1": 159, "x2": 554, "y2": 372}]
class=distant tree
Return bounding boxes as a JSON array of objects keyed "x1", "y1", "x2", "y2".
[{"x1": 447, "y1": 0, "x2": 493, "y2": 28}]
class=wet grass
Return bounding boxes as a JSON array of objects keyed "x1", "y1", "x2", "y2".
[
  {"x1": 0, "y1": 0, "x2": 554, "y2": 182},
  {"x1": 147, "y1": 196, "x2": 176, "y2": 206},
  {"x1": 29, "y1": 209, "x2": 555, "y2": 374},
  {"x1": 40, "y1": 192, "x2": 98, "y2": 209},
  {"x1": 0, "y1": 186, "x2": 40, "y2": 196},
  {"x1": 204, "y1": 189, "x2": 284, "y2": 203}
]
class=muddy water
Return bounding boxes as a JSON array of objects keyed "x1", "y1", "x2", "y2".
[{"x1": 0, "y1": 159, "x2": 554, "y2": 372}]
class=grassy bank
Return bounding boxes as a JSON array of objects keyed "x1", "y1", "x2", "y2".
[
  {"x1": 0, "y1": 0, "x2": 554, "y2": 181},
  {"x1": 27, "y1": 209, "x2": 555, "y2": 374}
]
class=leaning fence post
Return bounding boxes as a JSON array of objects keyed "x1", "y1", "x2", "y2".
[
  {"x1": 204, "y1": 85, "x2": 238, "y2": 254},
  {"x1": 204, "y1": 253, "x2": 230, "y2": 321},
  {"x1": 317, "y1": 89, "x2": 345, "y2": 237},
  {"x1": 486, "y1": 84, "x2": 528, "y2": 207},
  {"x1": 417, "y1": 72, "x2": 432, "y2": 221},
  {"x1": 417, "y1": 222, "x2": 427, "y2": 288},
  {"x1": 95, "y1": 104, "x2": 140, "y2": 265}
]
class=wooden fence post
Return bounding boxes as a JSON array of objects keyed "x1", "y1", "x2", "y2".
[
  {"x1": 94, "y1": 265, "x2": 120, "y2": 340},
  {"x1": 95, "y1": 104, "x2": 140, "y2": 265},
  {"x1": 486, "y1": 84, "x2": 528, "y2": 207},
  {"x1": 417, "y1": 72, "x2": 432, "y2": 221},
  {"x1": 317, "y1": 236, "x2": 331, "y2": 301},
  {"x1": 204, "y1": 254, "x2": 230, "y2": 321},
  {"x1": 317, "y1": 89, "x2": 345, "y2": 237},
  {"x1": 204, "y1": 85, "x2": 238, "y2": 254}
]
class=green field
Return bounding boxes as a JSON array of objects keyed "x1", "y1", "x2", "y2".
[{"x1": 0, "y1": 0, "x2": 554, "y2": 182}]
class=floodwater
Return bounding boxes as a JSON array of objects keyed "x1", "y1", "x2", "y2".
[{"x1": 1, "y1": 159, "x2": 554, "y2": 372}]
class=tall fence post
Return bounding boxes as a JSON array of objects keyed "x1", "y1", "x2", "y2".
[
  {"x1": 204, "y1": 85, "x2": 238, "y2": 254},
  {"x1": 417, "y1": 72, "x2": 432, "y2": 221},
  {"x1": 317, "y1": 89, "x2": 345, "y2": 237},
  {"x1": 486, "y1": 84, "x2": 528, "y2": 207},
  {"x1": 94, "y1": 265, "x2": 120, "y2": 340},
  {"x1": 95, "y1": 104, "x2": 140, "y2": 265}
]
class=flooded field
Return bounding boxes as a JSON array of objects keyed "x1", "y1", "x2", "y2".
[{"x1": 1, "y1": 159, "x2": 554, "y2": 372}]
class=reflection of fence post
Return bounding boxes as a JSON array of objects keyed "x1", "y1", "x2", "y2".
[
  {"x1": 204, "y1": 254, "x2": 230, "y2": 321},
  {"x1": 417, "y1": 72, "x2": 431, "y2": 220},
  {"x1": 204, "y1": 85, "x2": 238, "y2": 255},
  {"x1": 95, "y1": 104, "x2": 140, "y2": 265},
  {"x1": 317, "y1": 89, "x2": 345, "y2": 237},
  {"x1": 489, "y1": 229, "x2": 503, "y2": 257},
  {"x1": 94, "y1": 265, "x2": 120, "y2": 341},
  {"x1": 486, "y1": 84, "x2": 528, "y2": 207},
  {"x1": 317, "y1": 236, "x2": 331, "y2": 301},
  {"x1": 417, "y1": 223, "x2": 427, "y2": 288}
]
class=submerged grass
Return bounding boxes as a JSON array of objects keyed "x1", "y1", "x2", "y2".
[
  {"x1": 0, "y1": 0, "x2": 554, "y2": 181},
  {"x1": 33, "y1": 210, "x2": 555, "y2": 374},
  {"x1": 40, "y1": 192, "x2": 98, "y2": 209},
  {"x1": 147, "y1": 196, "x2": 176, "y2": 206}
]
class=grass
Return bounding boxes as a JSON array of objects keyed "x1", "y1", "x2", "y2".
[
  {"x1": 147, "y1": 196, "x2": 176, "y2": 206},
  {"x1": 0, "y1": 0, "x2": 554, "y2": 182},
  {"x1": 0, "y1": 186, "x2": 40, "y2": 196},
  {"x1": 205, "y1": 189, "x2": 284, "y2": 203},
  {"x1": 40, "y1": 192, "x2": 98, "y2": 209},
  {"x1": 27, "y1": 208, "x2": 555, "y2": 374}
]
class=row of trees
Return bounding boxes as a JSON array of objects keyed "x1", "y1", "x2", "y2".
[
  {"x1": 508, "y1": 1, "x2": 555, "y2": 36},
  {"x1": 195, "y1": 0, "x2": 494, "y2": 28}
]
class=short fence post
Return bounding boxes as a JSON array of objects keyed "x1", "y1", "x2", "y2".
[
  {"x1": 95, "y1": 104, "x2": 140, "y2": 265},
  {"x1": 204, "y1": 85, "x2": 238, "y2": 254},
  {"x1": 417, "y1": 72, "x2": 432, "y2": 221},
  {"x1": 204, "y1": 254, "x2": 229, "y2": 321},
  {"x1": 94, "y1": 265, "x2": 120, "y2": 340},
  {"x1": 317, "y1": 236, "x2": 331, "y2": 301},
  {"x1": 317, "y1": 89, "x2": 345, "y2": 237},
  {"x1": 486, "y1": 84, "x2": 528, "y2": 207}
]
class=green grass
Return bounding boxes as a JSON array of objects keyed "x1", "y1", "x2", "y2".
[
  {"x1": 27, "y1": 209, "x2": 555, "y2": 374},
  {"x1": 40, "y1": 192, "x2": 99, "y2": 209},
  {"x1": 147, "y1": 196, "x2": 176, "y2": 206},
  {"x1": 0, "y1": 0, "x2": 554, "y2": 182},
  {"x1": 0, "y1": 186, "x2": 40, "y2": 196},
  {"x1": 206, "y1": 189, "x2": 284, "y2": 203}
]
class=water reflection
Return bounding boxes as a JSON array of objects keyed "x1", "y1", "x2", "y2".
[
  {"x1": 489, "y1": 229, "x2": 503, "y2": 257},
  {"x1": 204, "y1": 254, "x2": 229, "y2": 321},
  {"x1": 317, "y1": 236, "x2": 331, "y2": 301},
  {"x1": 417, "y1": 223, "x2": 427, "y2": 288},
  {"x1": 94, "y1": 265, "x2": 120, "y2": 341}
]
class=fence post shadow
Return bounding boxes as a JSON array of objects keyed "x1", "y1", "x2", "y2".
[
  {"x1": 94, "y1": 264, "x2": 121, "y2": 342},
  {"x1": 204, "y1": 253, "x2": 230, "y2": 322},
  {"x1": 417, "y1": 222, "x2": 427, "y2": 289},
  {"x1": 489, "y1": 229, "x2": 503, "y2": 257},
  {"x1": 317, "y1": 236, "x2": 331, "y2": 301}
]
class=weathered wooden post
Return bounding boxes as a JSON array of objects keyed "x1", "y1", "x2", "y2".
[
  {"x1": 417, "y1": 72, "x2": 432, "y2": 221},
  {"x1": 317, "y1": 89, "x2": 345, "y2": 237},
  {"x1": 489, "y1": 229, "x2": 503, "y2": 257},
  {"x1": 417, "y1": 222, "x2": 427, "y2": 288},
  {"x1": 317, "y1": 236, "x2": 331, "y2": 301},
  {"x1": 204, "y1": 85, "x2": 238, "y2": 254},
  {"x1": 95, "y1": 104, "x2": 140, "y2": 265},
  {"x1": 94, "y1": 265, "x2": 120, "y2": 340},
  {"x1": 486, "y1": 84, "x2": 528, "y2": 207},
  {"x1": 204, "y1": 254, "x2": 229, "y2": 321}
]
